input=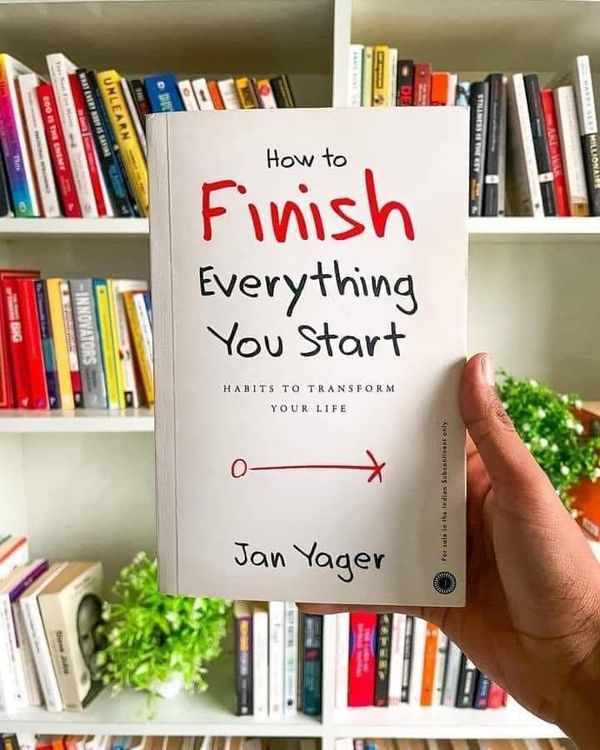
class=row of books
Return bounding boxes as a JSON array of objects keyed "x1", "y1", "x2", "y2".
[
  {"x1": 5, "y1": 739, "x2": 319, "y2": 750},
  {"x1": 0, "y1": 271, "x2": 153, "y2": 411},
  {"x1": 336, "y1": 741, "x2": 575, "y2": 750},
  {"x1": 0, "y1": 535, "x2": 104, "y2": 714},
  {"x1": 233, "y1": 601, "x2": 322, "y2": 718},
  {"x1": 347, "y1": 45, "x2": 600, "y2": 218},
  {"x1": 336, "y1": 613, "x2": 507, "y2": 710},
  {"x1": 0, "y1": 52, "x2": 296, "y2": 219}
]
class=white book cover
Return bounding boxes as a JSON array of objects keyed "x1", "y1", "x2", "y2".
[
  {"x1": 217, "y1": 79, "x2": 241, "y2": 110},
  {"x1": 191, "y1": 78, "x2": 215, "y2": 111},
  {"x1": 283, "y1": 601, "x2": 298, "y2": 715},
  {"x1": 46, "y1": 52, "x2": 98, "y2": 217},
  {"x1": 347, "y1": 44, "x2": 364, "y2": 107},
  {"x1": 18, "y1": 73, "x2": 61, "y2": 218},
  {"x1": 408, "y1": 617, "x2": 427, "y2": 705},
  {"x1": 120, "y1": 78, "x2": 147, "y2": 157},
  {"x1": 255, "y1": 79, "x2": 278, "y2": 110},
  {"x1": 555, "y1": 85, "x2": 590, "y2": 213},
  {"x1": 388, "y1": 48, "x2": 398, "y2": 107},
  {"x1": 13, "y1": 601, "x2": 43, "y2": 706},
  {"x1": 447, "y1": 73, "x2": 458, "y2": 106},
  {"x1": 387, "y1": 612, "x2": 406, "y2": 705},
  {"x1": 0, "y1": 537, "x2": 28, "y2": 580},
  {"x1": 334, "y1": 611, "x2": 349, "y2": 708},
  {"x1": 441, "y1": 639, "x2": 462, "y2": 706},
  {"x1": 252, "y1": 602, "x2": 269, "y2": 718},
  {"x1": 149, "y1": 107, "x2": 467, "y2": 605},
  {"x1": 268, "y1": 600, "x2": 285, "y2": 718},
  {"x1": 432, "y1": 630, "x2": 448, "y2": 705},
  {"x1": 178, "y1": 80, "x2": 200, "y2": 112},
  {"x1": 573, "y1": 54, "x2": 597, "y2": 136}
]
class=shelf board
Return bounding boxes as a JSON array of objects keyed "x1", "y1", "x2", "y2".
[
  {"x1": 0, "y1": 408, "x2": 154, "y2": 433},
  {"x1": 0, "y1": 218, "x2": 149, "y2": 237}
]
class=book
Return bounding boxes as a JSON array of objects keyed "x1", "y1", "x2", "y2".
[
  {"x1": 191, "y1": 79, "x2": 215, "y2": 111},
  {"x1": 348, "y1": 45, "x2": 364, "y2": 107},
  {"x1": 430, "y1": 72, "x2": 450, "y2": 106},
  {"x1": 372, "y1": 46, "x2": 389, "y2": 107},
  {"x1": 235, "y1": 78, "x2": 260, "y2": 110},
  {"x1": 251, "y1": 602, "x2": 268, "y2": 718},
  {"x1": 408, "y1": 617, "x2": 427, "y2": 705},
  {"x1": 483, "y1": 73, "x2": 507, "y2": 217},
  {"x1": 474, "y1": 670, "x2": 491, "y2": 709},
  {"x1": 302, "y1": 613, "x2": 322, "y2": 715},
  {"x1": 468, "y1": 80, "x2": 489, "y2": 217},
  {"x1": 0, "y1": 272, "x2": 12, "y2": 408},
  {"x1": 0, "y1": 150, "x2": 11, "y2": 217},
  {"x1": 348, "y1": 612, "x2": 377, "y2": 706},
  {"x1": 283, "y1": 601, "x2": 298, "y2": 715},
  {"x1": 233, "y1": 600, "x2": 253, "y2": 716},
  {"x1": 396, "y1": 60, "x2": 413, "y2": 106},
  {"x1": 361, "y1": 47, "x2": 373, "y2": 107},
  {"x1": 420, "y1": 622, "x2": 438, "y2": 705},
  {"x1": 456, "y1": 81, "x2": 471, "y2": 107},
  {"x1": 121, "y1": 79, "x2": 148, "y2": 156},
  {"x1": 374, "y1": 613, "x2": 392, "y2": 706},
  {"x1": 177, "y1": 79, "x2": 199, "y2": 112},
  {"x1": 413, "y1": 63, "x2": 432, "y2": 105},
  {"x1": 70, "y1": 279, "x2": 107, "y2": 409},
  {"x1": 334, "y1": 611, "x2": 350, "y2": 708},
  {"x1": 486, "y1": 680, "x2": 506, "y2": 708},
  {"x1": 207, "y1": 81, "x2": 225, "y2": 109},
  {"x1": 554, "y1": 85, "x2": 590, "y2": 216},
  {"x1": 17, "y1": 278, "x2": 48, "y2": 410},
  {"x1": 455, "y1": 652, "x2": 477, "y2": 707},
  {"x1": 573, "y1": 55, "x2": 600, "y2": 215},
  {"x1": 441, "y1": 640, "x2": 462, "y2": 706},
  {"x1": 254, "y1": 79, "x2": 278, "y2": 109},
  {"x1": 109, "y1": 279, "x2": 147, "y2": 408},
  {"x1": 123, "y1": 291, "x2": 153, "y2": 405},
  {"x1": 34, "y1": 280, "x2": 60, "y2": 409},
  {"x1": 388, "y1": 49, "x2": 398, "y2": 108},
  {"x1": 447, "y1": 73, "x2": 458, "y2": 106},
  {"x1": 541, "y1": 88, "x2": 570, "y2": 217},
  {"x1": 59, "y1": 280, "x2": 83, "y2": 407},
  {"x1": 523, "y1": 74, "x2": 556, "y2": 216},
  {"x1": 432, "y1": 630, "x2": 448, "y2": 705},
  {"x1": 145, "y1": 73, "x2": 185, "y2": 113},
  {"x1": 38, "y1": 561, "x2": 104, "y2": 710},
  {"x1": 400, "y1": 615, "x2": 413, "y2": 702},
  {"x1": 268, "y1": 600, "x2": 285, "y2": 718},
  {"x1": 270, "y1": 76, "x2": 295, "y2": 108},
  {"x1": 218, "y1": 79, "x2": 241, "y2": 111},
  {"x1": 0, "y1": 537, "x2": 28, "y2": 580},
  {"x1": 92, "y1": 279, "x2": 120, "y2": 410},
  {"x1": 129, "y1": 79, "x2": 152, "y2": 126},
  {"x1": 150, "y1": 108, "x2": 467, "y2": 605}
]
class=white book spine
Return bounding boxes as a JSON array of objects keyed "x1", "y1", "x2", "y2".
[
  {"x1": 268, "y1": 600, "x2": 285, "y2": 718},
  {"x1": 387, "y1": 612, "x2": 406, "y2": 706},
  {"x1": 441, "y1": 640, "x2": 462, "y2": 706},
  {"x1": 46, "y1": 53, "x2": 98, "y2": 217},
  {"x1": 283, "y1": 601, "x2": 298, "y2": 715},
  {"x1": 0, "y1": 542, "x2": 28, "y2": 580},
  {"x1": 347, "y1": 44, "x2": 363, "y2": 107},
  {"x1": 574, "y1": 54, "x2": 597, "y2": 135},
  {"x1": 4, "y1": 593, "x2": 28, "y2": 708},
  {"x1": 19, "y1": 591, "x2": 64, "y2": 712},
  {"x1": 508, "y1": 73, "x2": 544, "y2": 217},
  {"x1": 555, "y1": 85, "x2": 590, "y2": 210},
  {"x1": 191, "y1": 78, "x2": 215, "y2": 111},
  {"x1": 447, "y1": 73, "x2": 458, "y2": 106},
  {"x1": 432, "y1": 631, "x2": 448, "y2": 705},
  {"x1": 120, "y1": 78, "x2": 147, "y2": 156},
  {"x1": 14, "y1": 603, "x2": 42, "y2": 706},
  {"x1": 178, "y1": 80, "x2": 200, "y2": 112},
  {"x1": 252, "y1": 606, "x2": 268, "y2": 718},
  {"x1": 388, "y1": 48, "x2": 398, "y2": 107},
  {"x1": 334, "y1": 611, "x2": 349, "y2": 708},
  {"x1": 497, "y1": 75, "x2": 508, "y2": 215},
  {"x1": 18, "y1": 74, "x2": 60, "y2": 217},
  {"x1": 218, "y1": 79, "x2": 241, "y2": 110},
  {"x1": 408, "y1": 617, "x2": 427, "y2": 706},
  {"x1": 133, "y1": 293, "x2": 154, "y2": 376},
  {"x1": 0, "y1": 594, "x2": 18, "y2": 712},
  {"x1": 255, "y1": 80, "x2": 278, "y2": 110}
]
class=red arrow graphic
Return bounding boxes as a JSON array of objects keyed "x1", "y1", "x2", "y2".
[{"x1": 230, "y1": 450, "x2": 385, "y2": 483}]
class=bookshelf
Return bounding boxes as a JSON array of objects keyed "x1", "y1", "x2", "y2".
[{"x1": 0, "y1": 0, "x2": 595, "y2": 745}]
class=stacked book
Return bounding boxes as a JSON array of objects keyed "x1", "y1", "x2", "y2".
[
  {"x1": 0, "y1": 534, "x2": 104, "y2": 714},
  {"x1": 0, "y1": 52, "x2": 296, "y2": 219},
  {"x1": 0, "y1": 271, "x2": 153, "y2": 411},
  {"x1": 347, "y1": 44, "x2": 599, "y2": 218},
  {"x1": 4, "y1": 739, "x2": 319, "y2": 750},
  {"x1": 336, "y1": 741, "x2": 575, "y2": 750},
  {"x1": 336, "y1": 613, "x2": 507, "y2": 710},
  {"x1": 233, "y1": 601, "x2": 322, "y2": 718}
]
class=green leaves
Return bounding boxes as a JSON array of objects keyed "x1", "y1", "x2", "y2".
[
  {"x1": 497, "y1": 371, "x2": 600, "y2": 510},
  {"x1": 98, "y1": 551, "x2": 230, "y2": 697}
]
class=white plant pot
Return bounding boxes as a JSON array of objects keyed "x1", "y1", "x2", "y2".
[{"x1": 152, "y1": 672, "x2": 184, "y2": 699}]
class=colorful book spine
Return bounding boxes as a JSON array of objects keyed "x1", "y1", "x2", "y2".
[
  {"x1": 16, "y1": 278, "x2": 48, "y2": 410},
  {"x1": 144, "y1": 73, "x2": 185, "y2": 112},
  {"x1": 574, "y1": 55, "x2": 600, "y2": 215},
  {"x1": 130, "y1": 79, "x2": 152, "y2": 126},
  {"x1": 34, "y1": 280, "x2": 60, "y2": 409},
  {"x1": 45, "y1": 279, "x2": 75, "y2": 411},
  {"x1": 92, "y1": 279, "x2": 120, "y2": 410},
  {"x1": 0, "y1": 286, "x2": 12, "y2": 407},
  {"x1": 361, "y1": 47, "x2": 373, "y2": 107},
  {"x1": 302, "y1": 613, "x2": 322, "y2": 716},
  {"x1": 486, "y1": 680, "x2": 506, "y2": 708},
  {"x1": 413, "y1": 63, "x2": 432, "y2": 105},
  {"x1": 233, "y1": 603, "x2": 252, "y2": 716},
  {"x1": 396, "y1": 59, "x2": 414, "y2": 106},
  {"x1": 69, "y1": 279, "x2": 107, "y2": 409},
  {"x1": 1, "y1": 272, "x2": 39, "y2": 408},
  {"x1": 123, "y1": 292, "x2": 154, "y2": 405},
  {"x1": 235, "y1": 77, "x2": 260, "y2": 109},
  {"x1": 348, "y1": 612, "x2": 377, "y2": 706},
  {"x1": 468, "y1": 80, "x2": 489, "y2": 217},
  {"x1": 430, "y1": 71, "x2": 450, "y2": 105},
  {"x1": 371, "y1": 45, "x2": 389, "y2": 107},
  {"x1": 420, "y1": 622, "x2": 439, "y2": 706},
  {"x1": 207, "y1": 80, "x2": 225, "y2": 109},
  {"x1": 441, "y1": 640, "x2": 462, "y2": 707},
  {"x1": 474, "y1": 670, "x2": 491, "y2": 709},
  {"x1": 483, "y1": 73, "x2": 506, "y2": 217},
  {"x1": 59, "y1": 280, "x2": 83, "y2": 407},
  {"x1": 456, "y1": 653, "x2": 478, "y2": 707},
  {"x1": 400, "y1": 614, "x2": 413, "y2": 702},
  {"x1": 178, "y1": 79, "x2": 200, "y2": 111},
  {"x1": 374, "y1": 613, "x2": 392, "y2": 706},
  {"x1": 284, "y1": 601, "x2": 298, "y2": 715},
  {"x1": 268, "y1": 600, "x2": 285, "y2": 718},
  {"x1": 121, "y1": 79, "x2": 147, "y2": 156},
  {"x1": 541, "y1": 88, "x2": 570, "y2": 217},
  {"x1": 524, "y1": 73, "x2": 557, "y2": 216},
  {"x1": 0, "y1": 150, "x2": 11, "y2": 217}
]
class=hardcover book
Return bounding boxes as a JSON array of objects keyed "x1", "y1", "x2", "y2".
[{"x1": 150, "y1": 107, "x2": 467, "y2": 605}]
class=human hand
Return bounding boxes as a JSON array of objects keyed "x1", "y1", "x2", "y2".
[{"x1": 300, "y1": 353, "x2": 600, "y2": 748}]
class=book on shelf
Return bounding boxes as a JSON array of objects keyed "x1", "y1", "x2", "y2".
[
  {"x1": 0, "y1": 51, "x2": 297, "y2": 221},
  {"x1": 3, "y1": 739, "x2": 321, "y2": 750},
  {"x1": 338, "y1": 741, "x2": 575, "y2": 750}
]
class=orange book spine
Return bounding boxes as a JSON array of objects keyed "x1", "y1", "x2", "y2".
[
  {"x1": 430, "y1": 72, "x2": 450, "y2": 105},
  {"x1": 207, "y1": 80, "x2": 225, "y2": 109},
  {"x1": 420, "y1": 622, "x2": 439, "y2": 705}
]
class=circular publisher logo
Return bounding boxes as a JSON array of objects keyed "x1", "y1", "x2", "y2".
[{"x1": 433, "y1": 571, "x2": 457, "y2": 595}]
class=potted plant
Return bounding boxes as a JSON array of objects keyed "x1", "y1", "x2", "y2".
[
  {"x1": 496, "y1": 371, "x2": 600, "y2": 511},
  {"x1": 97, "y1": 552, "x2": 230, "y2": 700}
]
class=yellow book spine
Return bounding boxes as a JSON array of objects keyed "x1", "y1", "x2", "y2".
[
  {"x1": 234, "y1": 77, "x2": 257, "y2": 109},
  {"x1": 94, "y1": 281, "x2": 121, "y2": 410},
  {"x1": 107, "y1": 280, "x2": 126, "y2": 410},
  {"x1": 123, "y1": 293, "x2": 154, "y2": 405},
  {"x1": 372, "y1": 45, "x2": 389, "y2": 107},
  {"x1": 97, "y1": 70, "x2": 149, "y2": 216},
  {"x1": 46, "y1": 279, "x2": 74, "y2": 410}
]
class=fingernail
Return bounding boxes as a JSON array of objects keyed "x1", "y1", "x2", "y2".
[{"x1": 482, "y1": 354, "x2": 495, "y2": 386}]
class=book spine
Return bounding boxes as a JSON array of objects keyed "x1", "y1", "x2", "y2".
[
  {"x1": 432, "y1": 631, "x2": 448, "y2": 706},
  {"x1": 217, "y1": 79, "x2": 241, "y2": 110},
  {"x1": 191, "y1": 78, "x2": 216, "y2": 111},
  {"x1": 234, "y1": 77, "x2": 260, "y2": 109},
  {"x1": 486, "y1": 680, "x2": 506, "y2": 708},
  {"x1": 371, "y1": 45, "x2": 389, "y2": 107},
  {"x1": 18, "y1": 74, "x2": 61, "y2": 218},
  {"x1": 37, "y1": 593, "x2": 80, "y2": 709},
  {"x1": 347, "y1": 45, "x2": 363, "y2": 107},
  {"x1": 14, "y1": 602, "x2": 42, "y2": 706},
  {"x1": 207, "y1": 80, "x2": 225, "y2": 109},
  {"x1": 92, "y1": 279, "x2": 120, "y2": 410},
  {"x1": 106, "y1": 281, "x2": 126, "y2": 409},
  {"x1": 0, "y1": 149, "x2": 12, "y2": 217},
  {"x1": 396, "y1": 60, "x2": 414, "y2": 106},
  {"x1": 302, "y1": 613, "x2": 322, "y2": 716},
  {"x1": 44, "y1": 280, "x2": 74, "y2": 411},
  {"x1": 252, "y1": 607, "x2": 268, "y2": 718},
  {"x1": 474, "y1": 670, "x2": 491, "y2": 709},
  {"x1": 112, "y1": 284, "x2": 140, "y2": 408},
  {"x1": 145, "y1": 74, "x2": 185, "y2": 112},
  {"x1": 455, "y1": 653, "x2": 478, "y2": 707},
  {"x1": 420, "y1": 622, "x2": 439, "y2": 706},
  {"x1": 388, "y1": 49, "x2": 398, "y2": 107},
  {"x1": 34, "y1": 280, "x2": 60, "y2": 409},
  {"x1": 46, "y1": 53, "x2": 98, "y2": 217},
  {"x1": 441, "y1": 640, "x2": 462, "y2": 706},
  {"x1": 400, "y1": 614, "x2": 413, "y2": 702},
  {"x1": 541, "y1": 89, "x2": 570, "y2": 216},
  {"x1": 497, "y1": 75, "x2": 508, "y2": 215},
  {"x1": 271, "y1": 75, "x2": 295, "y2": 107},
  {"x1": 468, "y1": 80, "x2": 489, "y2": 217},
  {"x1": 20, "y1": 592, "x2": 63, "y2": 712},
  {"x1": 97, "y1": 70, "x2": 148, "y2": 216},
  {"x1": 69, "y1": 279, "x2": 107, "y2": 409},
  {"x1": 581, "y1": 132, "x2": 600, "y2": 215},
  {"x1": 234, "y1": 608, "x2": 252, "y2": 716},
  {"x1": 17, "y1": 278, "x2": 48, "y2": 409},
  {"x1": 374, "y1": 613, "x2": 392, "y2": 706},
  {"x1": 0, "y1": 278, "x2": 13, "y2": 407},
  {"x1": 284, "y1": 601, "x2": 298, "y2": 715},
  {"x1": 413, "y1": 63, "x2": 431, "y2": 105},
  {"x1": 430, "y1": 71, "x2": 450, "y2": 105},
  {"x1": 361, "y1": 47, "x2": 373, "y2": 107},
  {"x1": 483, "y1": 73, "x2": 503, "y2": 216},
  {"x1": 447, "y1": 72, "x2": 458, "y2": 105},
  {"x1": 554, "y1": 86, "x2": 590, "y2": 216},
  {"x1": 268, "y1": 600, "x2": 285, "y2": 718},
  {"x1": 408, "y1": 617, "x2": 427, "y2": 705},
  {"x1": 178, "y1": 79, "x2": 200, "y2": 111},
  {"x1": 121, "y1": 79, "x2": 147, "y2": 156},
  {"x1": 0, "y1": 57, "x2": 39, "y2": 216},
  {"x1": 574, "y1": 54, "x2": 597, "y2": 136},
  {"x1": 130, "y1": 79, "x2": 151, "y2": 125},
  {"x1": 36, "y1": 84, "x2": 81, "y2": 217},
  {"x1": 0, "y1": 593, "x2": 19, "y2": 712},
  {"x1": 2, "y1": 278, "x2": 30, "y2": 408},
  {"x1": 456, "y1": 81, "x2": 471, "y2": 107},
  {"x1": 59, "y1": 280, "x2": 83, "y2": 407},
  {"x1": 524, "y1": 74, "x2": 557, "y2": 216},
  {"x1": 334, "y1": 611, "x2": 349, "y2": 708},
  {"x1": 123, "y1": 292, "x2": 154, "y2": 405},
  {"x1": 348, "y1": 612, "x2": 377, "y2": 706},
  {"x1": 133, "y1": 291, "x2": 154, "y2": 395}
]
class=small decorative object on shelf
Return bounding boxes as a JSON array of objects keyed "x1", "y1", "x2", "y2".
[{"x1": 97, "y1": 552, "x2": 230, "y2": 700}]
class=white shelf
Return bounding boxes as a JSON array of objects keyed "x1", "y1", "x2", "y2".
[
  {"x1": 0, "y1": 218, "x2": 149, "y2": 237},
  {"x1": 0, "y1": 408, "x2": 154, "y2": 433}
]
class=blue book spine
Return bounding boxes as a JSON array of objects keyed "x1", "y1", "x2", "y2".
[
  {"x1": 34, "y1": 280, "x2": 60, "y2": 409},
  {"x1": 302, "y1": 613, "x2": 322, "y2": 715},
  {"x1": 144, "y1": 73, "x2": 185, "y2": 112},
  {"x1": 473, "y1": 670, "x2": 491, "y2": 709},
  {"x1": 143, "y1": 290, "x2": 152, "y2": 327}
]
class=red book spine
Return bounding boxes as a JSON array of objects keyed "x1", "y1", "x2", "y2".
[
  {"x1": 16, "y1": 278, "x2": 48, "y2": 410},
  {"x1": 541, "y1": 88, "x2": 570, "y2": 217},
  {"x1": 348, "y1": 612, "x2": 377, "y2": 706},
  {"x1": 413, "y1": 63, "x2": 432, "y2": 105},
  {"x1": 37, "y1": 83, "x2": 82, "y2": 218},
  {"x1": 0, "y1": 287, "x2": 13, "y2": 408},
  {"x1": 2, "y1": 277, "x2": 32, "y2": 408},
  {"x1": 486, "y1": 680, "x2": 506, "y2": 708},
  {"x1": 420, "y1": 622, "x2": 438, "y2": 706},
  {"x1": 68, "y1": 73, "x2": 107, "y2": 216}
]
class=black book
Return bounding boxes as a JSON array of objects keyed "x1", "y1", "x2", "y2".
[
  {"x1": 455, "y1": 652, "x2": 478, "y2": 707},
  {"x1": 396, "y1": 59, "x2": 414, "y2": 105},
  {"x1": 400, "y1": 614, "x2": 414, "y2": 702},
  {"x1": 302, "y1": 613, "x2": 322, "y2": 715},
  {"x1": 581, "y1": 133, "x2": 600, "y2": 215},
  {"x1": 524, "y1": 73, "x2": 557, "y2": 216},
  {"x1": 483, "y1": 73, "x2": 506, "y2": 216},
  {"x1": 473, "y1": 670, "x2": 491, "y2": 709},
  {"x1": 270, "y1": 75, "x2": 296, "y2": 108},
  {"x1": 0, "y1": 150, "x2": 12, "y2": 217},
  {"x1": 468, "y1": 80, "x2": 489, "y2": 217},
  {"x1": 233, "y1": 602, "x2": 253, "y2": 716},
  {"x1": 374, "y1": 613, "x2": 392, "y2": 706},
  {"x1": 129, "y1": 79, "x2": 151, "y2": 132}
]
